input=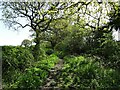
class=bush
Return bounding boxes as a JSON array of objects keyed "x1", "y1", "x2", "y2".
[
  {"x1": 46, "y1": 49, "x2": 54, "y2": 55},
  {"x1": 56, "y1": 56, "x2": 120, "y2": 89},
  {"x1": 91, "y1": 33, "x2": 120, "y2": 69},
  {"x1": 15, "y1": 68, "x2": 48, "y2": 89},
  {"x1": 34, "y1": 54, "x2": 59, "y2": 69},
  {"x1": 2, "y1": 46, "x2": 34, "y2": 89},
  {"x1": 10, "y1": 54, "x2": 59, "y2": 89},
  {"x1": 54, "y1": 51, "x2": 67, "y2": 59},
  {"x1": 2, "y1": 46, "x2": 34, "y2": 72},
  {"x1": 54, "y1": 26, "x2": 92, "y2": 55}
]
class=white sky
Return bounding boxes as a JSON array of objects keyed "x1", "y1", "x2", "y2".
[
  {"x1": 0, "y1": 21, "x2": 31, "y2": 46},
  {"x1": 0, "y1": 12, "x2": 31, "y2": 46}
]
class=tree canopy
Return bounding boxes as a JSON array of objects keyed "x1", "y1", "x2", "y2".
[{"x1": 1, "y1": 1, "x2": 120, "y2": 89}]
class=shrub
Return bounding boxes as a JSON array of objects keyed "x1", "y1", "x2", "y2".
[
  {"x1": 54, "y1": 27, "x2": 92, "y2": 55},
  {"x1": 56, "y1": 56, "x2": 120, "y2": 89},
  {"x1": 15, "y1": 68, "x2": 48, "y2": 89},
  {"x1": 2, "y1": 46, "x2": 34, "y2": 72},
  {"x1": 11, "y1": 54, "x2": 59, "y2": 89},
  {"x1": 54, "y1": 51, "x2": 67, "y2": 59},
  {"x1": 46, "y1": 49, "x2": 54, "y2": 55},
  {"x1": 34, "y1": 54, "x2": 59, "y2": 69},
  {"x1": 2, "y1": 46, "x2": 34, "y2": 89},
  {"x1": 91, "y1": 33, "x2": 120, "y2": 69}
]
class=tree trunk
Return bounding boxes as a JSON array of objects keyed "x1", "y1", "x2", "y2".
[{"x1": 33, "y1": 30, "x2": 41, "y2": 61}]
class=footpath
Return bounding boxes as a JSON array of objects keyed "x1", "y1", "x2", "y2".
[{"x1": 40, "y1": 59, "x2": 64, "y2": 90}]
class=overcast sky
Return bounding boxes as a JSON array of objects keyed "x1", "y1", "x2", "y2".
[{"x1": 0, "y1": 11, "x2": 31, "y2": 46}]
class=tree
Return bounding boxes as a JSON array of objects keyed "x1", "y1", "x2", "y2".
[
  {"x1": 1, "y1": 1, "x2": 112, "y2": 60},
  {"x1": 21, "y1": 39, "x2": 32, "y2": 47},
  {"x1": 108, "y1": 2, "x2": 120, "y2": 31},
  {"x1": 0, "y1": 1, "x2": 93, "y2": 60},
  {"x1": 0, "y1": 2, "x2": 66, "y2": 61},
  {"x1": 43, "y1": 18, "x2": 70, "y2": 48}
]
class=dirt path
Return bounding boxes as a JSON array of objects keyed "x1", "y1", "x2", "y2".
[{"x1": 40, "y1": 59, "x2": 64, "y2": 90}]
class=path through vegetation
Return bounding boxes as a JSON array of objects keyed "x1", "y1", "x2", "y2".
[{"x1": 40, "y1": 59, "x2": 64, "y2": 90}]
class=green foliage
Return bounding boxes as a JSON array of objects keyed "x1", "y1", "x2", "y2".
[
  {"x1": 108, "y1": 2, "x2": 120, "y2": 31},
  {"x1": 2, "y1": 2, "x2": 120, "y2": 89},
  {"x1": 55, "y1": 24, "x2": 92, "y2": 55},
  {"x1": 38, "y1": 47, "x2": 46, "y2": 60},
  {"x1": 40, "y1": 41, "x2": 54, "y2": 55},
  {"x1": 54, "y1": 51, "x2": 68, "y2": 59},
  {"x1": 2, "y1": 46, "x2": 34, "y2": 88},
  {"x1": 56, "y1": 56, "x2": 120, "y2": 89},
  {"x1": 31, "y1": 43, "x2": 47, "y2": 61},
  {"x1": 46, "y1": 49, "x2": 54, "y2": 55},
  {"x1": 38, "y1": 18, "x2": 70, "y2": 48},
  {"x1": 40, "y1": 41, "x2": 52, "y2": 49},
  {"x1": 3, "y1": 54, "x2": 59, "y2": 89},
  {"x1": 15, "y1": 68, "x2": 48, "y2": 89},
  {"x1": 2, "y1": 46, "x2": 34, "y2": 72},
  {"x1": 90, "y1": 33, "x2": 120, "y2": 69},
  {"x1": 34, "y1": 54, "x2": 59, "y2": 69}
]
